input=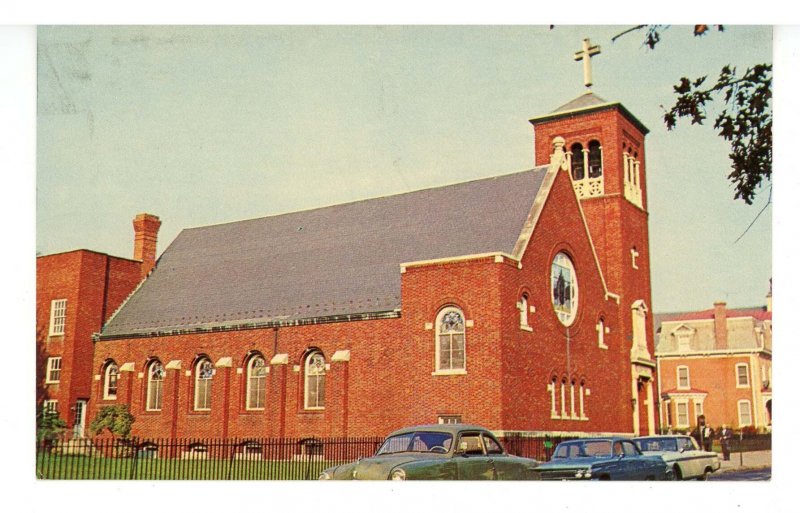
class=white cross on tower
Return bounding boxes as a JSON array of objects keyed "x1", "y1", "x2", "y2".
[{"x1": 574, "y1": 38, "x2": 601, "y2": 90}]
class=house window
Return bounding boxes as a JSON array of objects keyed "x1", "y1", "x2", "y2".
[
  {"x1": 304, "y1": 351, "x2": 326, "y2": 410},
  {"x1": 194, "y1": 358, "x2": 214, "y2": 411},
  {"x1": 103, "y1": 361, "x2": 119, "y2": 400},
  {"x1": 146, "y1": 360, "x2": 165, "y2": 411},
  {"x1": 738, "y1": 400, "x2": 753, "y2": 427},
  {"x1": 43, "y1": 400, "x2": 58, "y2": 415},
  {"x1": 736, "y1": 364, "x2": 750, "y2": 387},
  {"x1": 677, "y1": 366, "x2": 690, "y2": 389},
  {"x1": 435, "y1": 307, "x2": 466, "y2": 373},
  {"x1": 694, "y1": 401, "x2": 704, "y2": 419},
  {"x1": 438, "y1": 415, "x2": 462, "y2": 425},
  {"x1": 46, "y1": 357, "x2": 62, "y2": 383},
  {"x1": 676, "y1": 401, "x2": 689, "y2": 427},
  {"x1": 246, "y1": 355, "x2": 267, "y2": 410},
  {"x1": 49, "y1": 299, "x2": 67, "y2": 336},
  {"x1": 551, "y1": 252, "x2": 578, "y2": 326}
]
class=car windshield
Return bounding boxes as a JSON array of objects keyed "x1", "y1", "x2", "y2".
[
  {"x1": 636, "y1": 438, "x2": 678, "y2": 452},
  {"x1": 553, "y1": 440, "x2": 612, "y2": 458},
  {"x1": 376, "y1": 432, "x2": 454, "y2": 455}
]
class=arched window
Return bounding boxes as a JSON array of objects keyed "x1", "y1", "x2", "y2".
[
  {"x1": 435, "y1": 307, "x2": 466, "y2": 373},
  {"x1": 519, "y1": 294, "x2": 529, "y2": 328},
  {"x1": 194, "y1": 358, "x2": 213, "y2": 411},
  {"x1": 588, "y1": 140, "x2": 602, "y2": 178},
  {"x1": 304, "y1": 351, "x2": 326, "y2": 410},
  {"x1": 570, "y1": 143, "x2": 585, "y2": 180},
  {"x1": 103, "y1": 361, "x2": 119, "y2": 400},
  {"x1": 549, "y1": 377, "x2": 558, "y2": 418},
  {"x1": 246, "y1": 354, "x2": 267, "y2": 410},
  {"x1": 146, "y1": 360, "x2": 165, "y2": 411},
  {"x1": 551, "y1": 252, "x2": 578, "y2": 326}
]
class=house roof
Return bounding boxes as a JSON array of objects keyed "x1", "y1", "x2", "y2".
[
  {"x1": 654, "y1": 307, "x2": 772, "y2": 332},
  {"x1": 101, "y1": 167, "x2": 550, "y2": 338}
]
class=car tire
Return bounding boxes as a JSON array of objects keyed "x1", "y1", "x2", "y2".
[
  {"x1": 696, "y1": 469, "x2": 710, "y2": 481},
  {"x1": 672, "y1": 465, "x2": 682, "y2": 481}
]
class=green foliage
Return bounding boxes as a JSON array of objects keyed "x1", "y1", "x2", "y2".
[
  {"x1": 37, "y1": 407, "x2": 67, "y2": 442},
  {"x1": 90, "y1": 405, "x2": 135, "y2": 440},
  {"x1": 615, "y1": 25, "x2": 772, "y2": 205}
]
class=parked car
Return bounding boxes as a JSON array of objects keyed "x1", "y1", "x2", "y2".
[
  {"x1": 318, "y1": 424, "x2": 539, "y2": 480},
  {"x1": 533, "y1": 437, "x2": 672, "y2": 480},
  {"x1": 633, "y1": 435, "x2": 721, "y2": 480}
]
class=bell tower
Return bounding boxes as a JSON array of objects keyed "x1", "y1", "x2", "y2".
[{"x1": 529, "y1": 38, "x2": 657, "y2": 435}]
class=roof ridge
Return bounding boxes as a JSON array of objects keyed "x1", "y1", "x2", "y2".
[{"x1": 182, "y1": 167, "x2": 546, "y2": 232}]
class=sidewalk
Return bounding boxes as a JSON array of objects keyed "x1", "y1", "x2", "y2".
[{"x1": 717, "y1": 450, "x2": 771, "y2": 472}]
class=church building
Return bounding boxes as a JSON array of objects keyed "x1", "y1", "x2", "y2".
[{"x1": 88, "y1": 40, "x2": 660, "y2": 440}]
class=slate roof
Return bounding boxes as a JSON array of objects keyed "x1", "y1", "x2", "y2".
[
  {"x1": 550, "y1": 92, "x2": 610, "y2": 114},
  {"x1": 101, "y1": 167, "x2": 550, "y2": 338}
]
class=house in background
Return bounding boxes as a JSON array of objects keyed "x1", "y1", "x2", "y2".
[
  {"x1": 654, "y1": 291, "x2": 772, "y2": 433},
  {"x1": 36, "y1": 214, "x2": 161, "y2": 438}
]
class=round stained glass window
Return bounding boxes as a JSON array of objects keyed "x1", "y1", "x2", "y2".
[{"x1": 551, "y1": 252, "x2": 578, "y2": 326}]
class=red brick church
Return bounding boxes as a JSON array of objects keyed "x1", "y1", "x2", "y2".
[{"x1": 83, "y1": 43, "x2": 659, "y2": 440}]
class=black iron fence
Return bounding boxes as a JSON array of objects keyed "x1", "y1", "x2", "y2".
[{"x1": 36, "y1": 436, "x2": 383, "y2": 480}]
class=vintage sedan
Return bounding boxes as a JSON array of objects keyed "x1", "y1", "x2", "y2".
[
  {"x1": 533, "y1": 437, "x2": 672, "y2": 481},
  {"x1": 318, "y1": 424, "x2": 539, "y2": 480},
  {"x1": 633, "y1": 435, "x2": 721, "y2": 480}
]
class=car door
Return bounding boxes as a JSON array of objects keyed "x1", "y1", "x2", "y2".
[
  {"x1": 480, "y1": 433, "x2": 522, "y2": 480},
  {"x1": 680, "y1": 436, "x2": 702, "y2": 478},
  {"x1": 454, "y1": 432, "x2": 495, "y2": 480}
]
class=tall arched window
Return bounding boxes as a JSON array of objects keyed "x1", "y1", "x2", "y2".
[
  {"x1": 246, "y1": 354, "x2": 267, "y2": 410},
  {"x1": 103, "y1": 361, "x2": 119, "y2": 400},
  {"x1": 435, "y1": 307, "x2": 466, "y2": 373},
  {"x1": 146, "y1": 360, "x2": 165, "y2": 411},
  {"x1": 194, "y1": 358, "x2": 214, "y2": 411},
  {"x1": 304, "y1": 351, "x2": 326, "y2": 410},
  {"x1": 570, "y1": 143, "x2": 585, "y2": 180},
  {"x1": 588, "y1": 140, "x2": 603, "y2": 178}
]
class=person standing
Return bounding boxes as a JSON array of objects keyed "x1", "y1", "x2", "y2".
[
  {"x1": 720, "y1": 425, "x2": 732, "y2": 461},
  {"x1": 703, "y1": 425, "x2": 714, "y2": 452}
]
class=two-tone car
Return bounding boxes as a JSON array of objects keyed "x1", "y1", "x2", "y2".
[
  {"x1": 319, "y1": 424, "x2": 539, "y2": 480},
  {"x1": 633, "y1": 435, "x2": 721, "y2": 480},
  {"x1": 533, "y1": 437, "x2": 672, "y2": 480}
]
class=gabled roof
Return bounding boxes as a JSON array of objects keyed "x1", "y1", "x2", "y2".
[{"x1": 101, "y1": 167, "x2": 549, "y2": 338}]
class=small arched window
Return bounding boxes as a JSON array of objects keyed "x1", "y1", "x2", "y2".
[
  {"x1": 246, "y1": 354, "x2": 267, "y2": 410},
  {"x1": 304, "y1": 351, "x2": 326, "y2": 410},
  {"x1": 146, "y1": 360, "x2": 165, "y2": 411},
  {"x1": 435, "y1": 307, "x2": 466, "y2": 373},
  {"x1": 551, "y1": 252, "x2": 578, "y2": 326},
  {"x1": 588, "y1": 140, "x2": 602, "y2": 178},
  {"x1": 194, "y1": 358, "x2": 214, "y2": 411},
  {"x1": 103, "y1": 361, "x2": 119, "y2": 400},
  {"x1": 519, "y1": 294, "x2": 529, "y2": 328},
  {"x1": 570, "y1": 143, "x2": 585, "y2": 180}
]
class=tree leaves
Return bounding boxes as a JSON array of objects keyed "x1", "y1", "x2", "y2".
[
  {"x1": 663, "y1": 63, "x2": 772, "y2": 204},
  {"x1": 90, "y1": 405, "x2": 135, "y2": 440}
]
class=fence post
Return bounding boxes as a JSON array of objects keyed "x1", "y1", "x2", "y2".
[{"x1": 129, "y1": 437, "x2": 139, "y2": 480}]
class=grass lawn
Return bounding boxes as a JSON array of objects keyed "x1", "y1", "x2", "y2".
[{"x1": 36, "y1": 453, "x2": 342, "y2": 480}]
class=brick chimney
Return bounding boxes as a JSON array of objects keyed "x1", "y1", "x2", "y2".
[
  {"x1": 713, "y1": 301, "x2": 728, "y2": 350},
  {"x1": 133, "y1": 213, "x2": 161, "y2": 279}
]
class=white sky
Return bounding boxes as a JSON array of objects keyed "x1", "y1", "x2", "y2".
[{"x1": 35, "y1": 25, "x2": 772, "y2": 312}]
